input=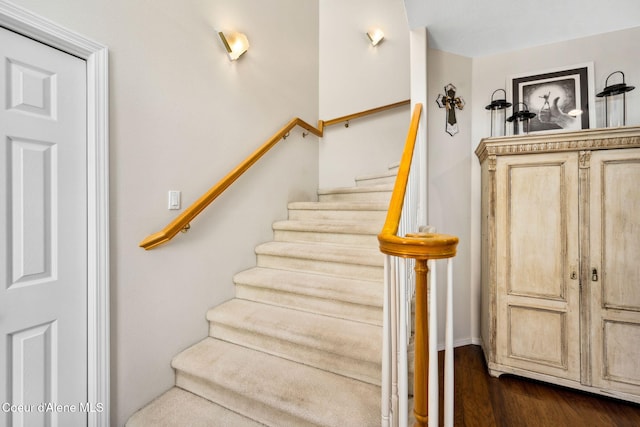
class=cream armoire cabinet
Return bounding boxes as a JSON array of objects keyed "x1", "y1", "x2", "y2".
[{"x1": 476, "y1": 126, "x2": 640, "y2": 403}]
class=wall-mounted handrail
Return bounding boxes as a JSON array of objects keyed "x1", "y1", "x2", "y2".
[
  {"x1": 139, "y1": 99, "x2": 409, "y2": 250},
  {"x1": 317, "y1": 99, "x2": 410, "y2": 133},
  {"x1": 378, "y1": 103, "x2": 459, "y2": 427}
]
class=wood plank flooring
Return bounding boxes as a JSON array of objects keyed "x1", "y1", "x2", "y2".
[{"x1": 426, "y1": 345, "x2": 640, "y2": 427}]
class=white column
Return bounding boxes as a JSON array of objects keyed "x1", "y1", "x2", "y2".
[{"x1": 409, "y1": 27, "x2": 428, "y2": 227}]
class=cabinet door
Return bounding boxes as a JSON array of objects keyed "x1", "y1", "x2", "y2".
[
  {"x1": 495, "y1": 152, "x2": 581, "y2": 381},
  {"x1": 589, "y1": 148, "x2": 640, "y2": 396}
]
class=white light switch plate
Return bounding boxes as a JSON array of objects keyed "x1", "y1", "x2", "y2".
[{"x1": 168, "y1": 190, "x2": 181, "y2": 210}]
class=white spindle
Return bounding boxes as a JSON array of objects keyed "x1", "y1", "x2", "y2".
[
  {"x1": 427, "y1": 259, "x2": 438, "y2": 427},
  {"x1": 391, "y1": 258, "x2": 399, "y2": 426},
  {"x1": 382, "y1": 255, "x2": 392, "y2": 427},
  {"x1": 444, "y1": 258, "x2": 454, "y2": 427},
  {"x1": 398, "y1": 257, "x2": 408, "y2": 427}
]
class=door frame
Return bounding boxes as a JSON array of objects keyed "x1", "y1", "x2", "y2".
[{"x1": 0, "y1": 2, "x2": 110, "y2": 426}]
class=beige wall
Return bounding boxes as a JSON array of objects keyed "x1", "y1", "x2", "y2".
[
  {"x1": 318, "y1": 0, "x2": 410, "y2": 187},
  {"x1": 9, "y1": 1, "x2": 319, "y2": 425},
  {"x1": 426, "y1": 48, "x2": 474, "y2": 347}
]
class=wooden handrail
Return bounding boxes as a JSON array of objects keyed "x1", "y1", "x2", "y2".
[
  {"x1": 317, "y1": 99, "x2": 410, "y2": 133},
  {"x1": 139, "y1": 118, "x2": 321, "y2": 250},
  {"x1": 140, "y1": 99, "x2": 410, "y2": 250},
  {"x1": 377, "y1": 103, "x2": 458, "y2": 260},
  {"x1": 377, "y1": 103, "x2": 458, "y2": 427}
]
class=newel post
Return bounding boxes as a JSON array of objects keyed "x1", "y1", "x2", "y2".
[
  {"x1": 378, "y1": 232, "x2": 458, "y2": 427},
  {"x1": 413, "y1": 258, "x2": 430, "y2": 427}
]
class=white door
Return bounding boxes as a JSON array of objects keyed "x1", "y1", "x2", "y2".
[{"x1": 0, "y1": 26, "x2": 88, "y2": 426}]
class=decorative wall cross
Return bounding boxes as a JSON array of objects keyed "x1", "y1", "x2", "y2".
[{"x1": 436, "y1": 83, "x2": 465, "y2": 136}]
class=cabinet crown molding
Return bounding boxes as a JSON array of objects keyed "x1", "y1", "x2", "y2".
[{"x1": 475, "y1": 126, "x2": 640, "y2": 164}]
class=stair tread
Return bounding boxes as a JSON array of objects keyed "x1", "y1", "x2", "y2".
[
  {"x1": 172, "y1": 338, "x2": 380, "y2": 426},
  {"x1": 273, "y1": 219, "x2": 382, "y2": 234},
  {"x1": 126, "y1": 387, "x2": 264, "y2": 427},
  {"x1": 207, "y1": 299, "x2": 381, "y2": 365},
  {"x1": 318, "y1": 183, "x2": 393, "y2": 195},
  {"x1": 288, "y1": 200, "x2": 388, "y2": 211},
  {"x1": 234, "y1": 267, "x2": 382, "y2": 306},
  {"x1": 355, "y1": 170, "x2": 397, "y2": 182},
  {"x1": 255, "y1": 241, "x2": 384, "y2": 266}
]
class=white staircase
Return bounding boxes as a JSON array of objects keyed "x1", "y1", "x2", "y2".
[{"x1": 127, "y1": 168, "x2": 397, "y2": 427}]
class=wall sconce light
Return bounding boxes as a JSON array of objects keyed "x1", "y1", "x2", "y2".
[
  {"x1": 218, "y1": 31, "x2": 250, "y2": 61},
  {"x1": 507, "y1": 102, "x2": 536, "y2": 135},
  {"x1": 366, "y1": 28, "x2": 385, "y2": 46},
  {"x1": 485, "y1": 89, "x2": 512, "y2": 137},
  {"x1": 596, "y1": 71, "x2": 635, "y2": 128}
]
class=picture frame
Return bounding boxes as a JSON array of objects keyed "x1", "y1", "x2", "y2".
[{"x1": 507, "y1": 62, "x2": 595, "y2": 134}]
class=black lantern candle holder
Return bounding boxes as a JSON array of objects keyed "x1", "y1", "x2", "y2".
[
  {"x1": 596, "y1": 71, "x2": 635, "y2": 128},
  {"x1": 507, "y1": 102, "x2": 536, "y2": 135},
  {"x1": 485, "y1": 89, "x2": 512, "y2": 137}
]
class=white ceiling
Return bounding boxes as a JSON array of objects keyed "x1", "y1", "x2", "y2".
[{"x1": 403, "y1": 0, "x2": 640, "y2": 57}]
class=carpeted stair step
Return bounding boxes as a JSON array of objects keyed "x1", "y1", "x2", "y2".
[
  {"x1": 272, "y1": 219, "x2": 381, "y2": 247},
  {"x1": 207, "y1": 298, "x2": 382, "y2": 385},
  {"x1": 287, "y1": 201, "x2": 388, "y2": 222},
  {"x1": 233, "y1": 267, "x2": 382, "y2": 325},
  {"x1": 126, "y1": 387, "x2": 264, "y2": 427},
  {"x1": 172, "y1": 338, "x2": 380, "y2": 427},
  {"x1": 255, "y1": 241, "x2": 384, "y2": 281},
  {"x1": 318, "y1": 183, "x2": 393, "y2": 203}
]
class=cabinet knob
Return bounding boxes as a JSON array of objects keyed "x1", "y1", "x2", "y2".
[
  {"x1": 570, "y1": 271, "x2": 578, "y2": 280},
  {"x1": 592, "y1": 268, "x2": 598, "y2": 282}
]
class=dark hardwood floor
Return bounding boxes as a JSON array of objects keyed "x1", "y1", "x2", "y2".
[{"x1": 431, "y1": 345, "x2": 640, "y2": 427}]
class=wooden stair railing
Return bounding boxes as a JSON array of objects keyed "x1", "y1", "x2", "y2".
[
  {"x1": 317, "y1": 99, "x2": 410, "y2": 133},
  {"x1": 139, "y1": 99, "x2": 410, "y2": 250},
  {"x1": 378, "y1": 103, "x2": 459, "y2": 427}
]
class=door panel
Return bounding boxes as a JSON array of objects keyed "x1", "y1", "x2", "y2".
[
  {"x1": 508, "y1": 163, "x2": 566, "y2": 299},
  {"x1": 495, "y1": 152, "x2": 580, "y2": 381},
  {"x1": 0, "y1": 27, "x2": 87, "y2": 426},
  {"x1": 508, "y1": 304, "x2": 567, "y2": 369},
  {"x1": 9, "y1": 137, "x2": 56, "y2": 287},
  {"x1": 7, "y1": 57, "x2": 57, "y2": 119},
  {"x1": 9, "y1": 321, "x2": 57, "y2": 427},
  {"x1": 590, "y1": 148, "x2": 640, "y2": 395}
]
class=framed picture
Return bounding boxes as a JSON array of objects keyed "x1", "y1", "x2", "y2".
[{"x1": 507, "y1": 63, "x2": 595, "y2": 134}]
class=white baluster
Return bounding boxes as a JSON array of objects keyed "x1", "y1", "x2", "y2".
[
  {"x1": 391, "y1": 258, "x2": 399, "y2": 426},
  {"x1": 398, "y1": 257, "x2": 408, "y2": 427},
  {"x1": 428, "y1": 259, "x2": 438, "y2": 427},
  {"x1": 444, "y1": 258, "x2": 454, "y2": 427},
  {"x1": 382, "y1": 255, "x2": 392, "y2": 427}
]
